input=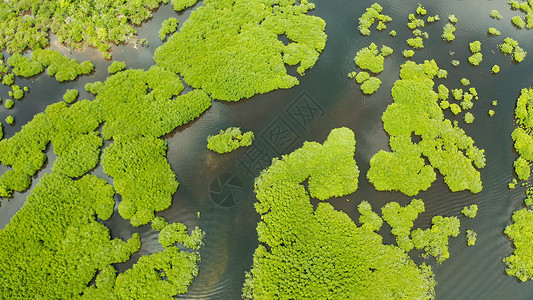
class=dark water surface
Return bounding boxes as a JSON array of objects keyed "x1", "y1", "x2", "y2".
[{"x1": 1, "y1": 0, "x2": 533, "y2": 299}]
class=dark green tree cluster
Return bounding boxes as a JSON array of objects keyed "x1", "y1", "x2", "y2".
[
  {"x1": 207, "y1": 127, "x2": 254, "y2": 153},
  {"x1": 8, "y1": 49, "x2": 94, "y2": 81},
  {"x1": 367, "y1": 60, "x2": 486, "y2": 196},
  {"x1": 243, "y1": 128, "x2": 437, "y2": 299},
  {"x1": 504, "y1": 208, "x2": 533, "y2": 281},
  {"x1": 0, "y1": 0, "x2": 170, "y2": 57},
  {"x1": 0, "y1": 173, "x2": 141, "y2": 298},
  {"x1": 357, "y1": 3, "x2": 392, "y2": 36},
  {"x1": 154, "y1": 0, "x2": 327, "y2": 101},
  {"x1": 159, "y1": 18, "x2": 179, "y2": 41},
  {"x1": 508, "y1": 0, "x2": 533, "y2": 29}
]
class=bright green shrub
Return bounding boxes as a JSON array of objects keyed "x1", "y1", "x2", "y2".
[
  {"x1": 108, "y1": 61, "x2": 127, "y2": 74},
  {"x1": 63, "y1": 89, "x2": 79, "y2": 103}
]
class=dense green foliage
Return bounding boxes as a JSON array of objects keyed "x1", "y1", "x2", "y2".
[
  {"x1": 367, "y1": 60, "x2": 485, "y2": 196},
  {"x1": 159, "y1": 222, "x2": 204, "y2": 250},
  {"x1": 360, "y1": 77, "x2": 382, "y2": 94},
  {"x1": 512, "y1": 88, "x2": 533, "y2": 180},
  {"x1": 0, "y1": 0, "x2": 170, "y2": 57},
  {"x1": 352, "y1": 43, "x2": 391, "y2": 94},
  {"x1": 504, "y1": 208, "x2": 533, "y2": 281},
  {"x1": 412, "y1": 216, "x2": 460, "y2": 263},
  {"x1": 381, "y1": 199, "x2": 425, "y2": 252},
  {"x1": 462, "y1": 204, "x2": 478, "y2": 218},
  {"x1": 403, "y1": 49, "x2": 415, "y2": 58},
  {"x1": 8, "y1": 49, "x2": 94, "y2": 81},
  {"x1": 508, "y1": 0, "x2": 533, "y2": 29},
  {"x1": 464, "y1": 112, "x2": 475, "y2": 124},
  {"x1": 0, "y1": 113, "x2": 53, "y2": 196},
  {"x1": 159, "y1": 18, "x2": 179, "y2": 41},
  {"x1": 407, "y1": 37, "x2": 424, "y2": 49},
  {"x1": 108, "y1": 61, "x2": 127, "y2": 75},
  {"x1": 490, "y1": 9, "x2": 503, "y2": 20},
  {"x1": 5, "y1": 115, "x2": 14, "y2": 124},
  {"x1": 442, "y1": 23, "x2": 456, "y2": 41},
  {"x1": 154, "y1": 0, "x2": 327, "y2": 101},
  {"x1": 357, "y1": 3, "x2": 392, "y2": 36},
  {"x1": 488, "y1": 27, "x2": 501, "y2": 36},
  {"x1": 243, "y1": 128, "x2": 436, "y2": 299},
  {"x1": 0, "y1": 173, "x2": 142, "y2": 298},
  {"x1": 357, "y1": 201, "x2": 383, "y2": 232},
  {"x1": 466, "y1": 229, "x2": 477, "y2": 246},
  {"x1": 492, "y1": 64, "x2": 501, "y2": 74},
  {"x1": 207, "y1": 127, "x2": 254, "y2": 153},
  {"x1": 83, "y1": 248, "x2": 200, "y2": 299},
  {"x1": 354, "y1": 43, "x2": 385, "y2": 74},
  {"x1": 4, "y1": 98, "x2": 14, "y2": 109},
  {"x1": 63, "y1": 89, "x2": 79, "y2": 103},
  {"x1": 500, "y1": 37, "x2": 527, "y2": 62}
]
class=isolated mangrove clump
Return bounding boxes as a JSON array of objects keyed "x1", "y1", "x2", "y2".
[
  {"x1": 63, "y1": 89, "x2": 79, "y2": 104},
  {"x1": 207, "y1": 127, "x2": 254, "y2": 153},
  {"x1": 357, "y1": 3, "x2": 392, "y2": 36},
  {"x1": 500, "y1": 37, "x2": 527, "y2": 62},
  {"x1": 154, "y1": 0, "x2": 327, "y2": 101},
  {"x1": 243, "y1": 128, "x2": 437, "y2": 299},
  {"x1": 367, "y1": 60, "x2": 485, "y2": 196},
  {"x1": 462, "y1": 205, "x2": 478, "y2": 218},
  {"x1": 351, "y1": 43, "x2": 392, "y2": 95},
  {"x1": 466, "y1": 230, "x2": 477, "y2": 246}
]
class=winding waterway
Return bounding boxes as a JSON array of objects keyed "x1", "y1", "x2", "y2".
[{"x1": 1, "y1": 0, "x2": 533, "y2": 298}]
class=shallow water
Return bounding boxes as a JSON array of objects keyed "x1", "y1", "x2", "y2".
[{"x1": 1, "y1": 0, "x2": 533, "y2": 299}]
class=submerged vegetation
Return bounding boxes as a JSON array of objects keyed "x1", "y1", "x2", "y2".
[
  {"x1": 243, "y1": 128, "x2": 437, "y2": 299},
  {"x1": 207, "y1": 127, "x2": 254, "y2": 153}
]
